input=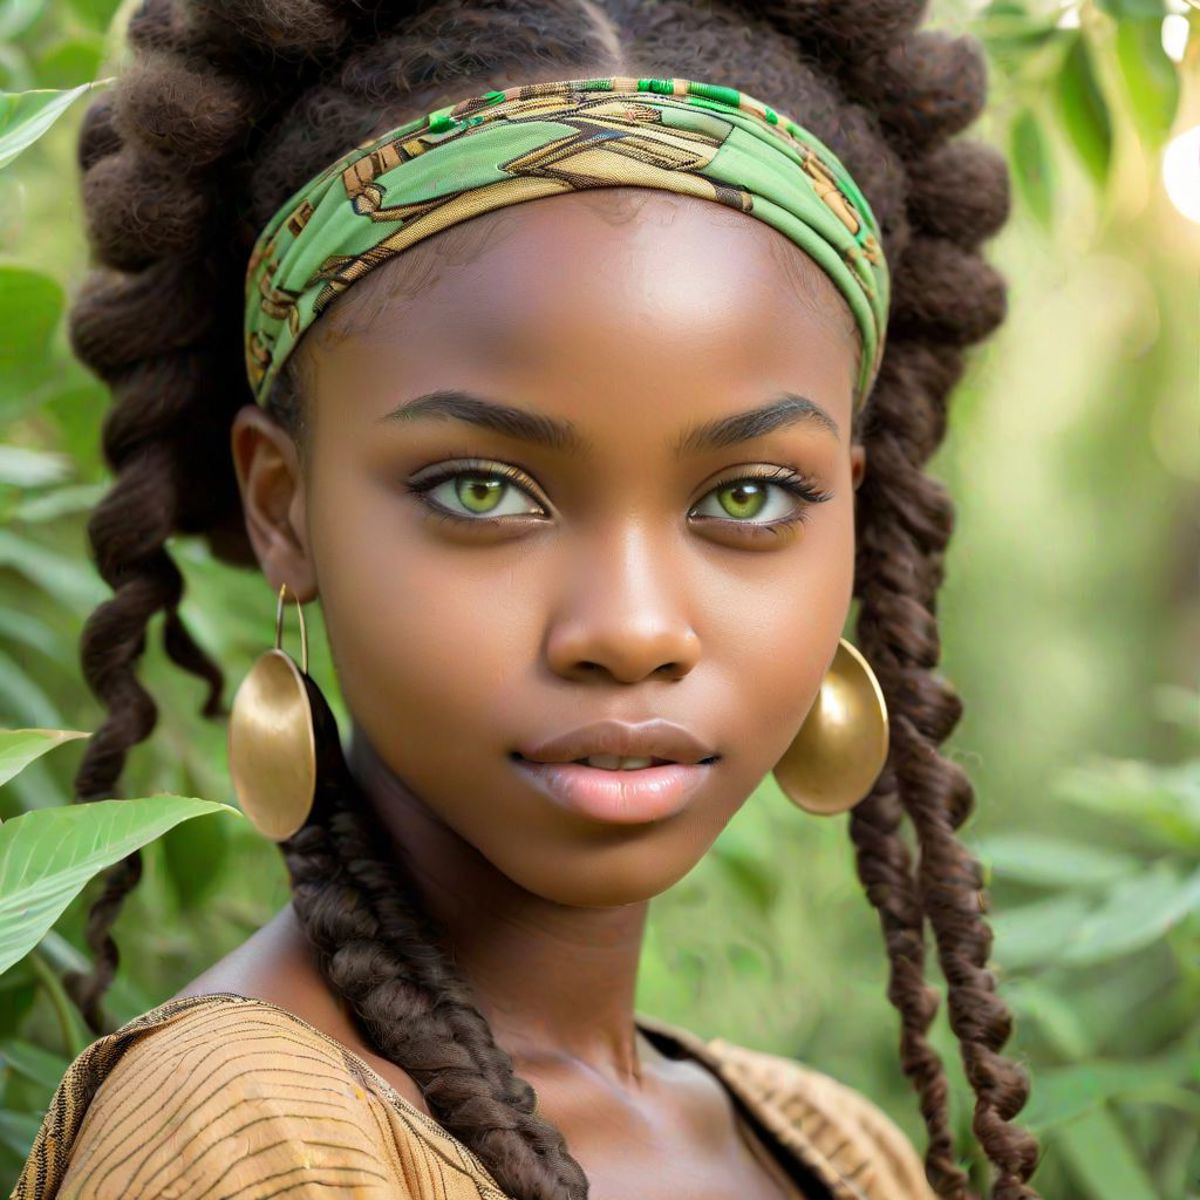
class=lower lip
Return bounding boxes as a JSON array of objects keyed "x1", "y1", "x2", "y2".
[{"x1": 511, "y1": 757, "x2": 713, "y2": 825}]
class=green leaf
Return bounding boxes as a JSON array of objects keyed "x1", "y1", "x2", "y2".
[
  {"x1": 1022, "y1": 1051, "x2": 1200, "y2": 1131},
  {"x1": 33, "y1": 38, "x2": 106, "y2": 91},
  {"x1": 1095, "y1": 0, "x2": 1166, "y2": 18},
  {"x1": 0, "y1": 1038, "x2": 69, "y2": 1093},
  {"x1": 1055, "y1": 1106, "x2": 1163, "y2": 1200},
  {"x1": 0, "y1": 82, "x2": 102, "y2": 172},
  {"x1": 0, "y1": 794, "x2": 240, "y2": 976},
  {"x1": 0, "y1": 529, "x2": 107, "y2": 611},
  {"x1": 0, "y1": 447, "x2": 72, "y2": 489},
  {"x1": 1115, "y1": 18, "x2": 1181, "y2": 149},
  {"x1": 0, "y1": 1109, "x2": 41, "y2": 1160},
  {"x1": 0, "y1": 729, "x2": 88, "y2": 790},
  {"x1": 1003, "y1": 977, "x2": 1093, "y2": 1059},
  {"x1": 1059, "y1": 862, "x2": 1200, "y2": 966},
  {"x1": 0, "y1": 650, "x2": 61, "y2": 729},
  {"x1": 0, "y1": 268, "x2": 62, "y2": 394},
  {"x1": 971, "y1": 832, "x2": 1138, "y2": 889},
  {"x1": 161, "y1": 798, "x2": 230, "y2": 912},
  {"x1": 11, "y1": 482, "x2": 105, "y2": 523},
  {"x1": 67, "y1": 0, "x2": 121, "y2": 32},
  {"x1": 1010, "y1": 107, "x2": 1056, "y2": 230},
  {"x1": 1056, "y1": 32, "x2": 1114, "y2": 187},
  {"x1": 0, "y1": 0, "x2": 44, "y2": 41},
  {"x1": 1054, "y1": 756, "x2": 1200, "y2": 847},
  {"x1": 987, "y1": 892, "x2": 1093, "y2": 970}
]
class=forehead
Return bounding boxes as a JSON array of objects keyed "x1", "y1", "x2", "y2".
[{"x1": 297, "y1": 189, "x2": 859, "y2": 430}]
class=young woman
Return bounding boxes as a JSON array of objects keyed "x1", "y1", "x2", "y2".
[{"x1": 14, "y1": 1, "x2": 1041, "y2": 1198}]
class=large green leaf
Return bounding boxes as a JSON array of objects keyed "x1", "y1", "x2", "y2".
[
  {"x1": 1095, "y1": 0, "x2": 1168, "y2": 18},
  {"x1": 1059, "y1": 862, "x2": 1200, "y2": 966},
  {"x1": 1055, "y1": 757, "x2": 1200, "y2": 847},
  {"x1": 34, "y1": 37, "x2": 106, "y2": 91},
  {"x1": 987, "y1": 891, "x2": 1094, "y2": 969},
  {"x1": 0, "y1": 1037, "x2": 69, "y2": 1094},
  {"x1": 12, "y1": 482, "x2": 106, "y2": 523},
  {"x1": 0, "y1": 447, "x2": 71, "y2": 489},
  {"x1": 0, "y1": 795, "x2": 240, "y2": 976},
  {"x1": 0, "y1": 0, "x2": 46, "y2": 42},
  {"x1": 1010, "y1": 107, "x2": 1056, "y2": 230},
  {"x1": 0, "y1": 529, "x2": 107, "y2": 611},
  {"x1": 0, "y1": 81, "x2": 105, "y2": 171},
  {"x1": 0, "y1": 268, "x2": 62, "y2": 397},
  {"x1": 1022, "y1": 1051, "x2": 1200, "y2": 1131},
  {"x1": 1056, "y1": 32, "x2": 1114, "y2": 187},
  {"x1": 0, "y1": 650, "x2": 62, "y2": 729},
  {"x1": 971, "y1": 832, "x2": 1139, "y2": 889},
  {"x1": 0, "y1": 608, "x2": 58, "y2": 660},
  {"x1": 1115, "y1": 18, "x2": 1181, "y2": 149},
  {"x1": 0, "y1": 1110, "x2": 41, "y2": 1160},
  {"x1": 1055, "y1": 1106, "x2": 1163, "y2": 1200},
  {"x1": 0, "y1": 729, "x2": 88, "y2": 790}
]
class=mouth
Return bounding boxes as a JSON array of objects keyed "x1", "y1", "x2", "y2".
[
  {"x1": 510, "y1": 751, "x2": 720, "y2": 824},
  {"x1": 511, "y1": 752, "x2": 717, "y2": 771}
]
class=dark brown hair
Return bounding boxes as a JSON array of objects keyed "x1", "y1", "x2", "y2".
[{"x1": 63, "y1": 1, "x2": 1040, "y2": 1197}]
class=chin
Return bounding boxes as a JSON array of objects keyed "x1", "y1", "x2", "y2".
[{"x1": 484, "y1": 832, "x2": 707, "y2": 908}]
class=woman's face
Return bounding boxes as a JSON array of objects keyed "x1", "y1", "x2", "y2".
[{"x1": 236, "y1": 189, "x2": 863, "y2": 908}]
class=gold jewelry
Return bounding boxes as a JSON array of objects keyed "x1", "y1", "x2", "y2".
[
  {"x1": 227, "y1": 582, "x2": 317, "y2": 841},
  {"x1": 771, "y1": 637, "x2": 889, "y2": 816}
]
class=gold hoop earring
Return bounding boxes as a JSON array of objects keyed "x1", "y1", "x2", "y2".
[
  {"x1": 228, "y1": 582, "x2": 318, "y2": 841},
  {"x1": 771, "y1": 637, "x2": 889, "y2": 816}
]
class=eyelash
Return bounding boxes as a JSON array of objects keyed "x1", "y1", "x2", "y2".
[{"x1": 404, "y1": 457, "x2": 833, "y2": 537}]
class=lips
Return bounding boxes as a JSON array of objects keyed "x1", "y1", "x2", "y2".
[{"x1": 514, "y1": 718, "x2": 719, "y2": 768}]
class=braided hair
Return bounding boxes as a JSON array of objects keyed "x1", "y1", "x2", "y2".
[{"x1": 64, "y1": 1, "x2": 1041, "y2": 1197}]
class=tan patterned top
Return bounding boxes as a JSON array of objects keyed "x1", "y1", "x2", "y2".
[{"x1": 11, "y1": 991, "x2": 935, "y2": 1200}]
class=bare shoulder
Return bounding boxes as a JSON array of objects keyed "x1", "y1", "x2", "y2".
[
  {"x1": 40, "y1": 995, "x2": 402, "y2": 1200},
  {"x1": 707, "y1": 1037, "x2": 938, "y2": 1200}
]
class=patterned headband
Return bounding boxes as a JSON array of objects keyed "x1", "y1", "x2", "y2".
[{"x1": 244, "y1": 76, "x2": 890, "y2": 410}]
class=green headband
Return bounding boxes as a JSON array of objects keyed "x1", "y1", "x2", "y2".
[{"x1": 244, "y1": 75, "x2": 890, "y2": 410}]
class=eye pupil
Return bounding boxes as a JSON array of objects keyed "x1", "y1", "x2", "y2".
[
  {"x1": 719, "y1": 481, "x2": 767, "y2": 519},
  {"x1": 457, "y1": 474, "x2": 504, "y2": 513}
]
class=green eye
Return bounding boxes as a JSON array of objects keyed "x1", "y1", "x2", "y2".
[
  {"x1": 714, "y1": 481, "x2": 769, "y2": 520},
  {"x1": 692, "y1": 471, "x2": 828, "y2": 525},
  {"x1": 408, "y1": 460, "x2": 546, "y2": 522},
  {"x1": 456, "y1": 474, "x2": 506, "y2": 514}
]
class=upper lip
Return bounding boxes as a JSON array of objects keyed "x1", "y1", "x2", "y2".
[{"x1": 515, "y1": 719, "x2": 718, "y2": 766}]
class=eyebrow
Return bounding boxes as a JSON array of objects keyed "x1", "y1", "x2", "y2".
[{"x1": 376, "y1": 388, "x2": 840, "y2": 453}]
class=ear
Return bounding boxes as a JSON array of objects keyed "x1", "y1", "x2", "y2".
[{"x1": 230, "y1": 405, "x2": 317, "y2": 602}]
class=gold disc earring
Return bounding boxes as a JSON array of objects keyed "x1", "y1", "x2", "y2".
[
  {"x1": 227, "y1": 582, "x2": 318, "y2": 841},
  {"x1": 771, "y1": 637, "x2": 889, "y2": 816}
]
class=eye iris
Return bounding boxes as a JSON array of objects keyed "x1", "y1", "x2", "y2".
[
  {"x1": 455, "y1": 474, "x2": 504, "y2": 514},
  {"x1": 718, "y1": 481, "x2": 768, "y2": 520}
]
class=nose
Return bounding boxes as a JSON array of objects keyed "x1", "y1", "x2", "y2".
[{"x1": 543, "y1": 526, "x2": 701, "y2": 684}]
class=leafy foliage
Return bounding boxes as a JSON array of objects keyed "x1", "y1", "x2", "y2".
[{"x1": 0, "y1": 1, "x2": 1196, "y2": 1196}]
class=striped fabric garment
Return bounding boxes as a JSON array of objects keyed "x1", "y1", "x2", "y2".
[{"x1": 12, "y1": 992, "x2": 936, "y2": 1199}]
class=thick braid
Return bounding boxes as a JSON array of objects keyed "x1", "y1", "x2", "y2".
[
  {"x1": 847, "y1": 777, "x2": 964, "y2": 1192},
  {"x1": 846, "y1": 28, "x2": 1041, "y2": 1196},
  {"x1": 279, "y1": 678, "x2": 588, "y2": 1198},
  {"x1": 61, "y1": 0, "x2": 317, "y2": 1031},
  {"x1": 67, "y1": 1, "x2": 1041, "y2": 1196},
  {"x1": 281, "y1": 721, "x2": 589, "y2": 1196},
  {"x1": 855, "y1": 337, "x2": 1042, "y2": 1199}
]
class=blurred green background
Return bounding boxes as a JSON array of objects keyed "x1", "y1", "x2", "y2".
[{"x1": 1, "y1": 1, "x2": 1197, "y2": 1197}]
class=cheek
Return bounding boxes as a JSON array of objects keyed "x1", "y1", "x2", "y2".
[
  {"x1": 309, "y1": 513, "x2": 537, "y2": 763},
  {"x1": 707, "y1": 495, "x2": 857, "y2": 765}
]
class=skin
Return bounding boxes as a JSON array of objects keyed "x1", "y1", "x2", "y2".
[{"x1": 179, "y1": 185, "x2": 865, "y2": 1200}]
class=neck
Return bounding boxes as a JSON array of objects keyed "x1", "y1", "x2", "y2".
[{"x1": 346, "y1": 724, "x2": 652, "y2": 1085}]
